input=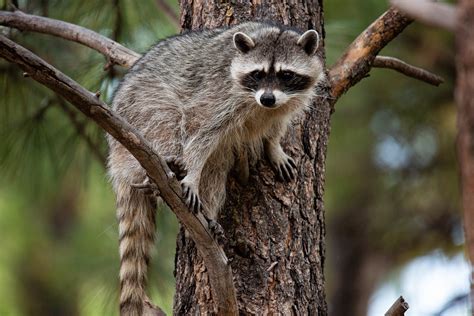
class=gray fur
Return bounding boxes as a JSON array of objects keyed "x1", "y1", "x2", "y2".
[{"x1": 107, "y1": 22, "x2": 325, "y2": 315}]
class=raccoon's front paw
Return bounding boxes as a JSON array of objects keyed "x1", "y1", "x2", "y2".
[
  {"x1": 270, "y1": 154, "x2": 297, "y2": 182},
  {"x1": 181, "y1": 180, "x2": 202, "y2": 213},
  {"x1": 132, "y1": 176, "x2": 160, "y2": 197},
  {"x1": 165, "y1": 157, "x2": 187, "y2": 181}
]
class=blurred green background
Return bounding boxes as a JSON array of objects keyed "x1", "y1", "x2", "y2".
[{"x1": 0, "y1": 0, "x2": 463, "y2": 315}]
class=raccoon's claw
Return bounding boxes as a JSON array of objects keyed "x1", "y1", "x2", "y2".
[
  {"x1": 165, "y1": 157, "x2": 187, "y2": 181},
  {"x1": 276, "y1": 157, "x2": 297, "y2": 182},
  {"x1": 208, "y1": 219, "x2": 226, "y2": 245},
  {"x1": 132, "y1": 177, "x2": 160, "y2": 197},
  {"x1": 181, "y1": 182, "x2": 202, "y2": 213}
]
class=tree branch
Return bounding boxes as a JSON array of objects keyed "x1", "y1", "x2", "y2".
[
  {"x1": 385, "y1": 296, "x2": 409, "y2": 316},
  {"x1": 0, "y1": 10, "x2": 140, "y2": 68},
  {"x1": 0, "y1": 34, "x2": 238, "y2": 315},
  {"x1": 155, "y1": 0, "x2": 179, "y2": 28},
  {"x1": 373, "y1": 55, "x2": 444, "y2": 86},
  {"x1": 329, "y1": 7, "x2": 412, "y2": 99},
  {"x1": 390, "y1": 0, "x2": 457, "y2": 32}
]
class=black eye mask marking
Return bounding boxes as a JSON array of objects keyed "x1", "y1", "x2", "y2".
[
  {"x1": 251, "y1": 70, "x2": 266, "y2": 80},
  {"x1": 277, "y1": 70, "x2": 313, "y2": 93},
  {"x1": 240, "y1": 69, "x2": 314, "y2": 93},
  {"x1": 278, "y1": 70, "x2": 296, "y2": 81},
  {"x1": 240, "y1": 70, "x2": 266, "y2": 91}
]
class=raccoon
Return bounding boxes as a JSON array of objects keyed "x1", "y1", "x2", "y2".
[{"x1": 107, "y1": 22, "x2": 325, "y2": 315}]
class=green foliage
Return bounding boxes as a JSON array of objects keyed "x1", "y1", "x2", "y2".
[
  {"x1": 324, "y1": 1, "x2": 460, "y2": 312},
  {"x1": 0, "y1": 0, "x2": 460, "y2": 315},
  {"x1": 0, "y1": 0, "x2": 179, "y2": 315}
]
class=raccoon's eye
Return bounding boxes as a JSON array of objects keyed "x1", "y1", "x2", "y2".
[
  {"x1": 278, "y1": 71, "x2": 296, "y2": 81},
  {"x1": 251, "y1": 70, "x2": 266, "y2": 81}
]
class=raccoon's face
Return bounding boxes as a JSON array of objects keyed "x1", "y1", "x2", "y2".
[{"x1": 230, "y1": 25, "x2": 324, "y2": 109}]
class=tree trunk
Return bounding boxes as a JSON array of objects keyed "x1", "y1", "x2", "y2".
[
  {"x1": 174, "y1": 1, "x2": 330, "y2": 314},
  {"x1": 328, "y1": 205, "x2": 389, "y2": 316},
  {"x1": 456, "y1": 0, "x2": 474, "y2": 310}
]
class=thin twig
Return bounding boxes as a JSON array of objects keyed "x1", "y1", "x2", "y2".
[
  {"x1": 112, "y1": 0, "x2": 123, "y2": 42},
  {"x1": 385, "y1": 296, "x2": 409, "y2": 316},
  {"x1": 0, "y1": 10, "x2": 140, "y2": 67},
  {"x1": 56, "y1": 97, "x2": 107, "y2": 166},
  {"x1": 373, "y1": 55, "x2": 444, "y2": 86},
  {"x1": 329, "y1": 7, "x2": 412, "y2": 100},
  {"x1": 155, "y1": 0, "x2": 179, "y2": 28},
  {"x1": 6, "y1": 0, "x2": 18, "y2": 11},
  {"x1": 390, "y1": 0, "x2": 456, "y2": 31},
  {"x1": 433, "y1": 293, "x2": 468, "y2": 316},
  {"x1": 0, "y1": 34, "x2": 238, "y2": 315},
  {"x1": 30, "y1": 98, "x2": 53, "y2": 121}
]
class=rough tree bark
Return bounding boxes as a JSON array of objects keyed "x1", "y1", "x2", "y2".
[
  {"x1": 174, "y1": 1, "x2": 330, "y2": 314},
  {"x1": 455, "y1": 0, "x2": 474, "y2": 310}
]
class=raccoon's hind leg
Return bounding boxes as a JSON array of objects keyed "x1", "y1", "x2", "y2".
[
  {"x1": 181, "y1": 113, "x2": 236, "y2": 214},
  {"x1": 132, "y1": 177, "x2": 160, "y2": 197},
  {"x1": 198, "y1": 152, "x2": 232, "y2": 242},
  {"x1": 131, "y1": 156, "x2": 187, "y2": 196},
  {"x1": 180, "y1": 137, "x2": 219, "y2": 214}
]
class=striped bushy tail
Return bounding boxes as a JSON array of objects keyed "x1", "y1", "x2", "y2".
[{"x1": 117, "y1": 186, "x2": 156, "y2": 316}]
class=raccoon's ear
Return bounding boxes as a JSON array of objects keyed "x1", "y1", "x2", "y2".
[
  {"x1": 233, "y1": 32, "x2": 255, "y2": 53},
  {"x1": 297, "y1": 30, "x2": 320, "y2": 55}
]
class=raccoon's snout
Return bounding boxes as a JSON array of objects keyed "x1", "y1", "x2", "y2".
[
  {"x1": 255, "y1": 89, "x2": 289, "y2": 108},
  {"x1": 255, "y1": 89, "x2": 278, "y2": 108},
  {"x1": 260, "y1": 92, "x2": 276, "y2": 107}
]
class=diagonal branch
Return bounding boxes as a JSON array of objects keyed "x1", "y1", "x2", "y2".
[
  {"x1": 0, "y1": 10, "x2": 140, "y2": 67},
  {"x1": 0, "y1": 34, "x2": 238, "y2": 315},
  {"x1": 329, "y1": 7, "x2": 412, "y2": 100},
  {"x1": 373, "y1": 55, "x2": 444, "y2": 86}
]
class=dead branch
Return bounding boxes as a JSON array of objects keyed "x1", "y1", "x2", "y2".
[
  {"x1": 0, "y1": 10, "x2": 140, "y2": 67},
  {"x1": 0, "y1": 34, "x2": 238, "y2": 315},
  {"x1": 373, "y1": 55, "x2": 444, "y2": 86},
  {"x1": 329, "y1": 7, "x2": 412, "y2": 99},
  {"x1": 385, "y1": 296, "x2": 409, "y2": 316},
  {"x1": 390, "y1": 0, "x2": 456, "y2": 31},
  {"x1": 155, "y1": 0, "x2": 179, "y2": 28}
]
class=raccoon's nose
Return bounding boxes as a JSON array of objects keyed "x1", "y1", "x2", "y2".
[{"x1": 260, "y1": 92, "x2": 276, "y2": 107}]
